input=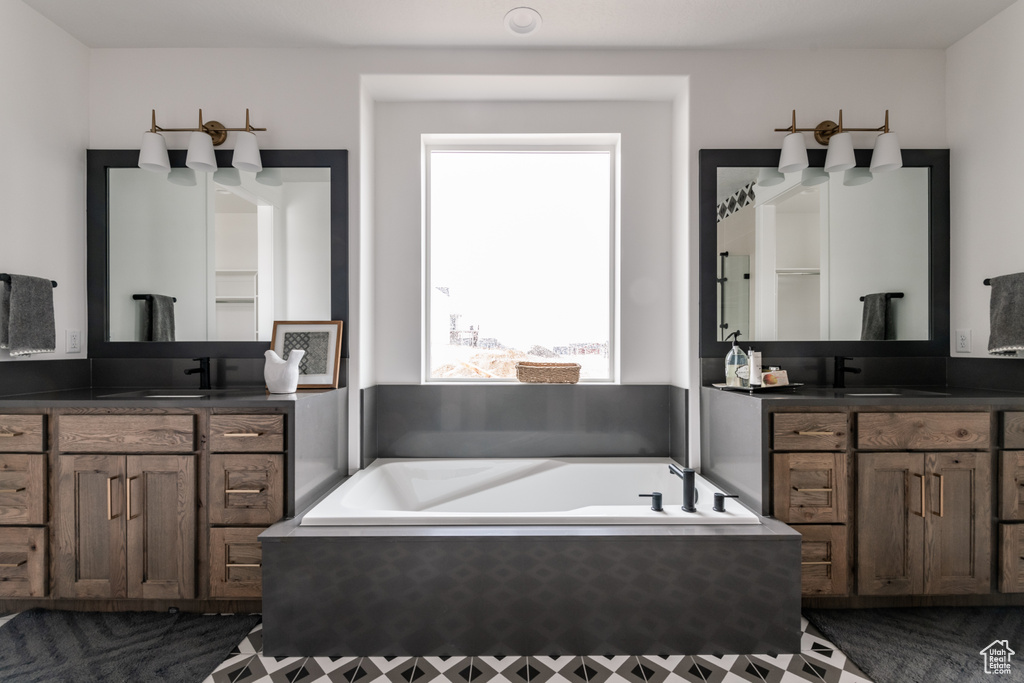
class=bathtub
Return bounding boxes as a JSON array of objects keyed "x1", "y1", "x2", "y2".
[{"x1": 300, "y1": 456, "x2": 759, "y2": 525}]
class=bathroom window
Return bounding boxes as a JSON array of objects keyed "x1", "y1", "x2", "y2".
[{"x1": 425, "y1": 141, "x2": 617, "y2": 381}]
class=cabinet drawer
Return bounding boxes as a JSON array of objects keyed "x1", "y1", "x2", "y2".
[
  {"x1": 209, "y1": 453, "x2": 284, "y2": 525},
  {"x1": 0, "y1": 415, "x2": 45, "y2": 453},
  {"x1": 792, "y1": 524, "x2": 848, "y2": 596},
  {"x1": 773, "y1": 452, "x2": 847, "y2": 523},
  {"x1": 773, "y1": 413, "x2": 847, "y2": 451},
  {"x1": 0, "y1": 526, "x2": 47, "y2": 597},
  {"x1": 210, "y1": 415, "x2": 284, "y2": 453},
  {"x1": 58, "y1": 414, "x2": 195, "y2": 453},
  {"x1": 0, "y1": 453, "x2": 46, "y2": 525},
  {"x1": 856, "y1": 412, "x2": 991, "y2": 450},
  {"x1": 1000, "y1": 524, "x2": 1024, "y2": 593},
  {"x1": 209, "y1": 526, "x2": 264, "y2": 598},
  {"x1": 1005, "y1": 413, "x2": 1024, "y2": 449}
]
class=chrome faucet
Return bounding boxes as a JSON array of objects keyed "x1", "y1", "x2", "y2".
[
  {"x1": 668, "y1": 463, "x2": 699, "y2": 512},
  {"x1": 185, "y1": 357, "x2": 211, "y2": 390},
  {"x1": 833, "y1": 356, "x2": 861, "y2": 389}
]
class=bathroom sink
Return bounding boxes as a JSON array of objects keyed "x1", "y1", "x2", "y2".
[{"x1": 96, "y1": 389, "x2": 245, "y2": 399}]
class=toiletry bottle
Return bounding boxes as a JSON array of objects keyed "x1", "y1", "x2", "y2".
[
  {"x1": 724, "y1": 332, "x2": 750, "y2": 388},
  {"x1": 748, "y1": 349, "x2": 762, "y2": 387}
]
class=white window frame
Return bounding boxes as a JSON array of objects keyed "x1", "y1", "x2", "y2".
[{"x1": 422, "y1": 134, "x2": 620, "y2": 383}]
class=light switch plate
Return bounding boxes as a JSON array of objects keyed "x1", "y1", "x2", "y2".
[{"x1": 955, "y1": 328, "x2": 971, "y2": 353}]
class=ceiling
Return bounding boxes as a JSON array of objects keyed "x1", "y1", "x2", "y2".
[{"x1": 22, "y1": 0, "x2": 1017, "y2": 50}]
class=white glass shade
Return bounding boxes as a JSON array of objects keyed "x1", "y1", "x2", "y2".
[
  {"x1": 185, "y1": 131, "x2": 217, "y2": 173},
  {"x1": 213, "y1": 168, "x2": 241, "y2": 186},
  {"x1": 255, "y1": 168, "x2": 282, "y2": 186},
  {"x1": 800, "y1": 168, "x2": 829, "y2": 186},
  {"x1": 167, "y1": 168, "x2": 197, "y2": 187},
  {"x1": 232, "y1": 131, "x2": 263, "y2": 173},
  {"x1": 824, "y1": 132, "x2": 856, "y2": 173},
  {"x1": 778, "y1": 132, "x2": 808, "y2": 174},
  {"x1": 756, "y1": 167, "x2": 786, "y2": 187},
  {"x1": 870, "y1": 132, "x2": 902, "y2": 173},
  {"x1": 138, "y1": 132, "x2": 170, "y2": 173},
  {"x1": 843, "y1": 167, "x2": 873, "y2": 186}
]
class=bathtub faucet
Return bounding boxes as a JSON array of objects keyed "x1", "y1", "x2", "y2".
[{"x1": 668, "y1": 463, "x2": 699, "y2": 513}]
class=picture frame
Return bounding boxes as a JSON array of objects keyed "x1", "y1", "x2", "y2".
[{"x1": 270, "y1": 320, "x2": 344, "y2": 389}]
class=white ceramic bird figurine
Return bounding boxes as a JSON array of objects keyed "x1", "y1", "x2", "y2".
[{"x1": 264, "y1": 349, "x2": 305, "y2": 393}]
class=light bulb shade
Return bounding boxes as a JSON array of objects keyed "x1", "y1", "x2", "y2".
[
  {"x1": 167, "y1": 168, "x2": 197, "y2": 187},
  {"x1": 186, "y1": 131, "x2": 217, "y2": 172},
  {"x1": 801, "y1": 168, "x2": 829, "y2": 187},
  {"x1": 232, "y1": 131, "x2": 263, "y2": 173},
  {"x1": 778, "y1": 132, "x2": 808, "y2": 174},
  {"x1": 843, "y1": 167, "x2": 873, "y2": 186},
  {"x1": 824, "y1": 132, "x2": 856, "y2": 173},
  {"x1": 138, "y1": 132, "x2": 170, "y2": 173},
  {"x1": 870, "y1": 132, "x2": 902, "y2": 173},
  {"x1": 255, "y1": 168, "x2": 282, "y2": 186},
  {"x1": 213, "y1": 168, "x2": 241, "y2": 186},
  {"x1": 756, "y1": 167, "x2": 786, "y2": 187}
]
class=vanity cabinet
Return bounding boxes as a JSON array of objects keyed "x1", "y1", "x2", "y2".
[
  {"x1": 857, "y1": 451, "x2": 990, "y2": 595},
  {"x1": 0, "y1": 413, "x2": 48, "y2": 597}
]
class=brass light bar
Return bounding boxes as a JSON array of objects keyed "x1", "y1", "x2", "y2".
[
  {"x1": 147, "y1": 108, "x2": 267, "y2": 146},
  {"x1": 775, "y1": 109, "x2": 892, "y2": 145}
]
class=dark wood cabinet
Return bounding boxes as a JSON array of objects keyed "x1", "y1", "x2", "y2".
[
  {"x1": 857, "y1": 451, "x2": 990, "y2": 596},
  {"x1": 56, "y1": 454, "x2": 195, "y2": 600},
  {"x1": 773, "y1": 452, "x2": 847, "y2": 524},
  {"x1": 792, "y1": 524, "x2": 848, "y2": 596},
  {"x1": 209, "y1": 526, "x2": 265, "y2": 599}
]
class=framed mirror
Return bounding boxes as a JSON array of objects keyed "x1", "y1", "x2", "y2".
[
  {"x1": 87, "y1": 149, "x2": 348, "y2": 358},
  {"x1": 699, "y1": 148, "x2": 949, "y2": 359}
]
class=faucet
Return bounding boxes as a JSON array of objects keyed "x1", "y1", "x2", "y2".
[
  {"x1": 833, "y1": 356, "x2": 861, "y2": 389},
  {"x1": 185, "y1": 357, "x2": 211, "y2": 390},
  {"x1": 668, "y1": 463, "x2": 699, "y2": 512}
]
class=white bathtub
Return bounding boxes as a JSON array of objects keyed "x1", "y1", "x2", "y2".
[{"x1": 300, "y1": 457, "x2": 760, "y2": 525}]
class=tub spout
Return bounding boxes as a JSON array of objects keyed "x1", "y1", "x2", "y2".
[{"x1": 668, "y1": 463, "x2": 699, "y2": 512}]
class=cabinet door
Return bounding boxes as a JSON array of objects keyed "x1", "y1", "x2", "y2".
[
  {"x1": 209, "y1": 526, "x2": 264, "y2": 598},
  {"x1": 126, "y1": 455, "x2": 195, "y2": 599},
  {"x1": 1000, "y1": 451, "x2": 1024, "y2": 520},
  {"x1": 773, "y1": 452, "x2": 846, "y2": 523},
  {"x1": 209, "y1": 453, "x2": 284, "y2": 525},
  {"x1": 0, "y1": 453, "x2": 47, "y2": 525},
  {"x1": 792, "y1": 524, "x2": 848, "y2": 596},
  {"x1": 857, "y1": 452, "x2": 925, "y2": 595},
  {"x1": 56, "y1": 455, "x2": 127, "y2": 599},
  {"x1": 924, "y1": 452, "x2": 991, "y2": 595}
]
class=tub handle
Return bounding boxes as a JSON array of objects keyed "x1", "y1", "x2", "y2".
[
  {"x1": 713, "y1": 493, "x2": 739, "y2": 512},
  {"x1": 638, "y1": 492, "x2": 663, "y2": 512}
]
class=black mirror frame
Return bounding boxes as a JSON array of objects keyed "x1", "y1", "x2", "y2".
[
  {"x1": 87, "y1": 149, "x2": 349, "y2": 359},
  {"x1": 699, "y1": 148, "x2": 949, "y2": 359}
]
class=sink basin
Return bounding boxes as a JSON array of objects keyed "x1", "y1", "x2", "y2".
[
  {"x1": 844, "y1": 392, "x2": 902, "y2": 396},
  {"x1": 96, "y1": 389, "x2": 245, "y2": 399},
  {"x1": 797, "y1": 387, "x2": 953, "y2": 398}
]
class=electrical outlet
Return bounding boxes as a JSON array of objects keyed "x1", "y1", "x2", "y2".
[
  {"x1": 66, "y1": 329, "x2": 81, "y2": 354},
  {"x1": 956, "y1": 328, "x2": 971, "y2": 353}
]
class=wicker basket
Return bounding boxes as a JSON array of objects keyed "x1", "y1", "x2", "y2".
[{"x1": 515, "y1": 361, "x2": 581, "y2": 384}]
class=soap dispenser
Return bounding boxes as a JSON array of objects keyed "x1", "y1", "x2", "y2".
[{"x1": 724, "y1": 331, "x2": 749, "y2": 388}]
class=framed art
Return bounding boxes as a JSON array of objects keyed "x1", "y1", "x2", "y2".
[{"x1": 270, "y1": 320, "x2": 344, "y2": 389}]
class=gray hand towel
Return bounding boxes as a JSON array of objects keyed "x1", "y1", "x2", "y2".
[
  {"x1": 141, "y1": 294, "x2": 176, "y2": 342},
  {"x1": 860, "y1": 293, "x2": 896, "y2": 341},
  {"x1": 0, "y1": 275, "x2": 56, "y2": 356},
  {"x1": 988, "y1": 272, "x2": 1024, "y2": 355}
]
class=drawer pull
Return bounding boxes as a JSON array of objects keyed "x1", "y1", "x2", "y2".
[
  {"x1": 795, "y1": 430, "x2": 836, "y2": 436},
  {"x1": 800, "y1": 561, "x2": 832, "y2": 566},
  {"x1": 0, "y1": 560, "x2": 27, "y2": 568},
  {"x1": 0, "y1": 487, "x2": 26, "y2": 493},
  {"x1": 0, "y1": 431, "x2": 23, "y2": 437},
  {"x1": 793, "y1": 487, "x2": 833, "y2": 492},
  {"x1": 223, "y1": 432, "x2": 263, "y2": 438},
  {"x1": 225, "y1": 488, "x2": 263, "y2": 494},
  {"x1": 226, "y1": 563, "x2": 261, "y2": 568}
]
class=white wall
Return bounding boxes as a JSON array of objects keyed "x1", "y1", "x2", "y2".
[
  {"x1": 373, "y1": 101, "x2": 673, "y2": 383},
  {"x1": 948, "y1": 0, "x2": 1024, "y2": 358},
  {"x1": 0, "y1": 0, "x2": 88, "y2": 361}
]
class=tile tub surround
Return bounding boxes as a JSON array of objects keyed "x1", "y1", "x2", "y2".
[
  {"x1": 261, "y1": 516, "x2": 801, "y2": 657},
  {"x1": 203, "y1": 616, "x2": 871, "y2": 683},
  {"x1": 370, "y1": 384, "x2": 676, "y2": 461}
]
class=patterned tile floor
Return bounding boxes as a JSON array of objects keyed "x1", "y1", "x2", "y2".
[{"x1": 202, "y1": 616, "x2": 874, "y2": 683}]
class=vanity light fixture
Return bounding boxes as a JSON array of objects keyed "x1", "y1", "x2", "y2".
[
  {"x1": 774, "y1": 109, "x2": 902, "y2": 174},
  {"x1": 137, "y1": 108, "x2": 268, "y2": 174}
]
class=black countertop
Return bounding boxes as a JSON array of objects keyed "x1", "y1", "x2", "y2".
[
  {"x1": 701, "y1": 384, "x2": 1024, "y2": 406},
  {"x1": 0, "y1": 387, "x2": 338, "y2": 408}
]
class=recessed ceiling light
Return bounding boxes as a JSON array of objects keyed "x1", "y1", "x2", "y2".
[{"x1": 504, "y1": 7, "x2": 542, "y2": 36}]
